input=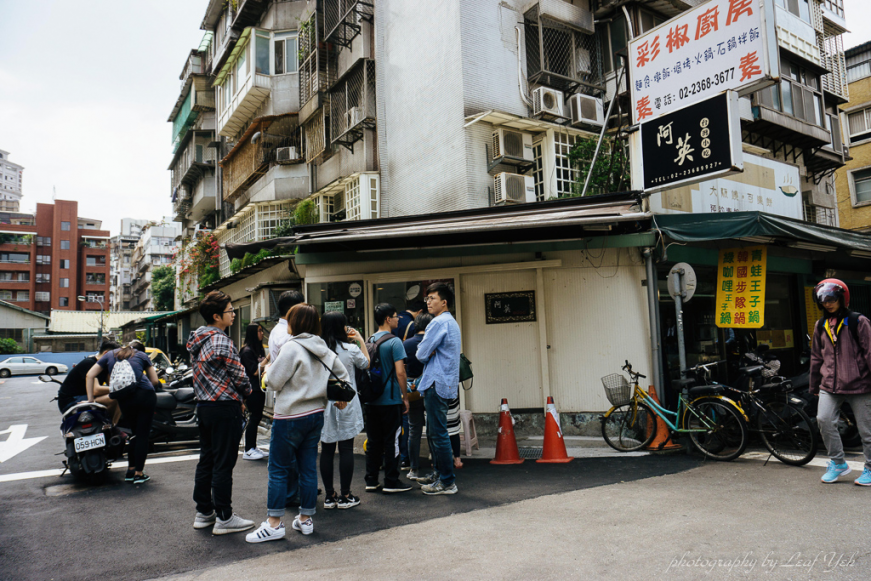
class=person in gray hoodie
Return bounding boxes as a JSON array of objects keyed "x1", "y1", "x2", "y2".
[{"x1": 246, "y1": 303, "x2": 350, "y2": 544}]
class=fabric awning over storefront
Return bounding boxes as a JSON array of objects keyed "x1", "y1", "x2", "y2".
[
  {"x1": 226, "y1": 193, "x2": 647, "y2": 259},
  {"x1": 654, "y1": 212, "x2": 871, "y2": 253}
]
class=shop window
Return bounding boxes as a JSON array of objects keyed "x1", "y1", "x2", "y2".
[
  {"x1": 307, "y1": 280, "x2": 367, "y2": 333},
  {"x1": 373, "y1": 279, "x2": 457, "y2": 324}
]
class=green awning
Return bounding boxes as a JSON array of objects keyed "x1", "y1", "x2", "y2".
[
  {"x1": 654, "y1": 211, "x2": 871, "y2": 252},
  {"x1": 214, "y1": 28, "x2": 252, "y2": 87},
  {"x1": 198, "y1": 31, "x2": 214, "y2": 52}
]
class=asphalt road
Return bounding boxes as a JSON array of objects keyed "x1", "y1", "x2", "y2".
[{"x1": 0, "y1": 374, "x2": 703, "y2": 581}]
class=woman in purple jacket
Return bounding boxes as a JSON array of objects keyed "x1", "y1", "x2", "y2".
[{"x1": 810, "y1": 279, "x2": 871, "y2": 485}]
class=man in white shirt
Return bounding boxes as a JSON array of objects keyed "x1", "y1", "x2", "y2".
[{"x1": 269, "y1": 290, "x2": 304, "y2": 362}]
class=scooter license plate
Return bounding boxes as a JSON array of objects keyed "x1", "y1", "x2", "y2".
[{"x1": 74, "y1": 433, "x2": 105, "y2": 453}]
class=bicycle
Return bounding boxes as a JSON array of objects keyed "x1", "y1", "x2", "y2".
[
  {"x1": 600, "y1": 361, "x2": 749, "y2": 461},
  {"x1": 712, "y1": 359, "x2": 817, "y2": 466}
]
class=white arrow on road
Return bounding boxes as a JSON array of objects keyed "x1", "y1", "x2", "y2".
[{"x1": 0, "y1": 425, "x2": 47, "y2": 463}]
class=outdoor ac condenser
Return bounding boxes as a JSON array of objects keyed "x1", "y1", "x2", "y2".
[
  {"x1": 345, "y1": 106, "x2": 364, "y2": 132},
  {"x1": 494, "y1": 172, "x2": 536, "y2": 205},
  {"x1": 275, "y1": 146, "x2": 301, "y2": 164},
  {"x1": 568, "y1": 93, "x2": 605, "y2": 129},
  {"x1": 492, "y1": 128, "x2": 534, "y2": 161},
  {"x1": 532, "y1": 86, "x2": 566, "y2": 120}
]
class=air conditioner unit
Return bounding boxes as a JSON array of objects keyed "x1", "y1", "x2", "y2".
[
  {"x1": 494, "y1": 172, "x2": 536, "y2": 205},
  {"x1": 276, "y1": 146, "x2": 301, "y2": 164},
  {"x1": 568, "y1": 93, "x2": 605, "y2": 129},
  {"x1": 345, "y1": 106, "x2": 365, "y2": 131},
  {"x1": 532, "y1": 87, "x2": 566, "y2": 119},
  {"x1": 492, "y1": 128, "x2": 534, "y2": 161}
]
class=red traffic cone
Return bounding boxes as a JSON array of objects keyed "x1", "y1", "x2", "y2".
[
  {"x1": 491, "y1": 399, "x2": 524, "y2": 465},
  {"x1": 537, "y1": 396, "x2": 573, "y2": 463},
  {"x1": 645, "y1": 387, "x2": 682, "y2": 451}
]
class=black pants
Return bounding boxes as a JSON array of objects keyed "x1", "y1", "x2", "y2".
[
  {"x1": 119, "y1": 389, "x2": 156, "y2": 472},
  {"x1": 320, "y1": 438, "x2": 355, "y2": 496},
  {"x1": 364, "y1": 404, "x2": 403, "y2": 488},
  {"x1": 194, "y1": 404, "x2": 244, "y2": 521},
  {"x1": 244, "y1": 387, "x2": 265, "y2": 452},
  {"x1": 451, "y1": 433, "x2": 461, "y2": 459}
]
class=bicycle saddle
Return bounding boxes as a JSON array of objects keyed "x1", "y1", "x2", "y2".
[
  {"x1": 688, "y1": 385, "x2": 725, "y2": 397},
  {"x1": 738, "y1": 364, "x2": 765, "y2": 376}
]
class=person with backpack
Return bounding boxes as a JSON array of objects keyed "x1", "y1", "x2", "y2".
[
  {"x1": 319, "y1": 311, "x2": 369, "y2": 510},
  {"x1": 240, "y1": 323, "x2": 269, "y2": 461},
  {"x1": 246, "y1": 304, "x2": 350, "y2": 544},
  {"x1": 363, "y1": 303, "x2": 412, "y2": 494},
  {"x1": 403, "y1": 312, "x2": 431, "y2": 481},
  {"x1": 810, "y1": 278, "x2": 871, "y2": 486},
  {"x1": 415, "y1": 282, "x2": 462, "y2": 496},
  {"x1": 85, "y1": 340, "x2": 158, "y2": 484},
  {"x1": 188, "y1": 291, "x2": 254, "y2": 535},
  {"x1": 58, "y1": 340, "x2": 119, "y2": 417}
]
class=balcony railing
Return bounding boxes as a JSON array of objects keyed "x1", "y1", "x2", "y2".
[
  {"x1": 299, "y1": 12, "x2": 338, "y2": 109},
  {"x1": 170, "y1": 78, "x2": 216, "y2": 152},
  {"x1": 214, "y1": 201, "x2": 292, "y2": 277},
  {"x1": 222, "y1": 116, "x2": 302, "y2": 202},
  {"x1": 80, "y1": 239, "x2": 109, "y2": 249},
  {"x1": 171, "y1": 132, "x2": 217, "y2": 196},
  {"x1": 215, "y1": 28, "x2": 272, "y2": 138},
  {"x1": 330, "y1": 60, "x2": 375, "y2": 151},
  {"x1": 180, "y1": 50, "x2": 205, "y2": 89},
  {"x1": 524, "y1": 3, "x2": 602, "y2": 94},
  {"x1": 324, "y1": 0, "x2": 375, "y2": 48},
  {"x1": 820, "y1": 34, "x2": 848, "y2": 103}
]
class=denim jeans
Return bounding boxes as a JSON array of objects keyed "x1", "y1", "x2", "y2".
[
  {"x1": 424, "y1": 386, "x2": 455, "y2": 486},
  {"x1": 267, "y1": 413, "x2": 324, "y2": 518}
]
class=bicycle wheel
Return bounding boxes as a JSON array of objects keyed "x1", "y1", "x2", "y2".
[
  {"x1": 601, "y1": 402, "x2": 657, "y2": 452},
  {"x1": 684, "y1": 397, "x2": 748, "y2": 461},
  {"x1": 757, "y1": 401, "x2": 817, "y2": 466}
]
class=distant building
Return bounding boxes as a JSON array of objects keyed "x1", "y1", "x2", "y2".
[
  {"x1": 129, "y1": 222, "x2": 180, "y2": 311},
  {"x1": 0, "y1": 150, "x2": 23, "y2": 213},
  {"x1": 109, "y1": 218, "x2": 149, "y2": 311},
  {"x1": 0, "y1": 199, "x2": 110, "y2": 314}
]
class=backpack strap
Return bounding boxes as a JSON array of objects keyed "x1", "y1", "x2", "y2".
[
  {"x1": 402, "y1": 321, "x2": 413, "y2": 341},
  {"x1": 846, "y1": 311, "x2": 867, "y2": 360},
  {"x1": 371, "y1": 334, "x2": 398, "y2": 398}
]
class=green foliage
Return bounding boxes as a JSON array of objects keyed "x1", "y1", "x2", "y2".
[
  {"x1": 0, "y1": 233, "x2": 32, "y2": 245},
  {"x1": 230, "y1": 258, "x2": 243, "y2": 274},
  {"x1": 0, "y1": 338, "x2": 21, "y2": 354},
  {"x1": 293, "y1": 198, "x2": 318, "y2": 226},
  {"x1": 273, "y1": 218, "x2": 294, "y2": 239},
  {"x1": 255, "y1": 248, "x2": 272, "y2": 262},
  {"x1": 200, "y1": 266, "x2": 219, "y2": 288},
  {"x1": 564, "y1": 136, "x2": 631, "y2": 197},
  {"x1": 241, "y1": 253, "x2": 256, "y2": 269},
  {"x1": 151, "y1": 266, "x2": 176, "y2": 312}
]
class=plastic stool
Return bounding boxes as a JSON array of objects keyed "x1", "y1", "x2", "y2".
[{"x1": 459, "y1": 410, "x2": 479, "y2": 456}]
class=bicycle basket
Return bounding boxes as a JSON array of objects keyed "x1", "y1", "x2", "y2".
[{"x1": 601, "y1": 373, "x2": 632, "y2": 406}]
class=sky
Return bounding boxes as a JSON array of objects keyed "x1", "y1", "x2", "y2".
[{"x1": 1, "y1": 1, "x2": 871, "y2": 236}]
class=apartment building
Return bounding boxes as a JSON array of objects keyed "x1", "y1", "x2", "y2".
[
  {"x1": 109, "y1": 218, "x2": 149, "y2": 311},
  {"x1": 0, "y1": 200, "x2": 110, "y2": 314},
  {"x1": 0, "y1": 150, "x2": 24, "y2": 212},
  {"x1": 129, "y1": 224, "x2": 180, "y2": 311}
]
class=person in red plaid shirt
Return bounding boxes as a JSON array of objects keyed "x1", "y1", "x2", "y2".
[{"x1": 188, "y1": 291, "x2": 254, "y2": 535}]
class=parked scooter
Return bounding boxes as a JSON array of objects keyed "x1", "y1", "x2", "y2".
[
  {"x1": 45, "y1": 375, "x2": 127, "y2": 482},
  {"x1": 146, "y1": 366, "x2": 200, "y2": 445}
]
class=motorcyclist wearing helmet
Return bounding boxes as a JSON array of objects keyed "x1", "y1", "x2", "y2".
[{"x1": 810, "y1": 278, "x2": 871, "y2": 486}]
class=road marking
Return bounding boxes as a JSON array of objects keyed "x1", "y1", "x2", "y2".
[
  {"x1": 742, "y1": 451, "x2": 866, "y2": 471},
  {"x1": 0, "y1": 425, "x2": 47, "y2": 463}
]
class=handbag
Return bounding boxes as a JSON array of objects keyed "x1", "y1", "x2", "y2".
[
  {"x1": 459, "y1": 352, "x2": 474, "y2": 390},
  {"x1": 303, "y1": 349, "x2": 356, "y2": 402}
]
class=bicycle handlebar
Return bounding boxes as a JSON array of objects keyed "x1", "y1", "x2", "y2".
[{"x1": 622, "y1": 360, "x2": 646, "y2": 379}]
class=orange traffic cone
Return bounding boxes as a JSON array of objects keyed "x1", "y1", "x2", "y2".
[
  {"x1": 537, "y1": 396, "x2": 573, "y2": 463},
  {"x1": 646, "y1": 387, "x2": 682, "y2": 451},
  {"x1": 491, "y1": 399, "x2": 524, "y2": 465}
]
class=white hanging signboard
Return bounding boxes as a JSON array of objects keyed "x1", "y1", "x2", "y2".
[{"x1": 629, "y1": 0, "x2": 779, "y2": 124}]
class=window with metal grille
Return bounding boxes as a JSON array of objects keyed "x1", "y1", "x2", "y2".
[
  {"x1": 299, "y1": 12, "x2": 337, "y2": 108},
  {"x1": 324, "y1": 0, "x2": 375, "y2": 48},
  {"x1": 329, "y1": 60, "x2": 376, "y2": 150},
  {"x1": 525, "y1": 4, "x2": 602, "y2": 93},
  {"x1": 554, "y1": 131, "x2": 582, "y2": 197},
  {"x1": 304, "y1": 105, "x2": 329, "y2": 163},
  {"x1": 35, "y1": 292, "x2": 50, "y2": 302},
  {"x1": 532, "y1": 140, "x2": 545, "y2": 202}
]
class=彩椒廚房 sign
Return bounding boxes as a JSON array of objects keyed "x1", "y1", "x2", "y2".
[
  {"x1": 641, "y1": 91, "x2": 743, "y2": 191},
  {"x1": 629, "y1": 0, "x2": 778, "y2": 124},
  {"x1": 715, "y1": 245, "x2": 767, "y2": 328}
]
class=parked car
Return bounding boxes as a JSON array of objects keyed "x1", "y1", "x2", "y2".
[{"x1": 0, "y1": 356, "x2": 69, "y2": 378}]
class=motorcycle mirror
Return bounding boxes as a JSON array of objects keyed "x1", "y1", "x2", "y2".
[
  {"x1": 178, "y1": 364, "x2": 188, "y2": 371},
  {"x1": 38, "y1": 374, "x2": 58, "y2": 384},
  {"x1": 166, "y1": 367, "x2": 174, "y2": 375}
]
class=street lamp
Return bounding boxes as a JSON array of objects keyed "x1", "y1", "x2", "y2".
[{"x1": 78, "y1": 295, "x2": 105, "y2": 344}]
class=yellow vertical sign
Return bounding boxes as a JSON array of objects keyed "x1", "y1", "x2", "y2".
[{"x1": 715, "y1": 246, "x2": 767, "y2": 328}]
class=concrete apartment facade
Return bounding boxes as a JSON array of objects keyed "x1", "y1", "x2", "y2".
[
  {"x1": 109, "y1": 218, "x2": 149, "y2": 311},
  {"x1": 0, "y1": 200, "x2": 110, "y2": 314},
  {"x1": 835, "y1": 41, "x2": 871, "y2": 232},
  {"x1": 0, "y1": 150, "x2": 24, "y2": 212}
]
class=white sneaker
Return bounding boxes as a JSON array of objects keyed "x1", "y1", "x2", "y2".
[
  {"x1": 292, "y1": 516, "x2": 314, "y2": 535},
  {"x1": 246, "y1": 521, "x2": 286, "y2": 543},
  {"x1": 243, "y1": 448, "x2": 266, "y2": 460},
  {"x1": 212, "y1": 513, "x2": 255, "y2": 535},
  {"x1": 193, "y1": 511, "x2": 216, "y2": 529}
]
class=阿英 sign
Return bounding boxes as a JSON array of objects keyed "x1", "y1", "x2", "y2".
[
  {"x1": 485, "y1": 291, "x2": 536, "y2": 324},
  {"x1": 629, "y1": 0, "x2": 777, "y2": 124},
  {"x1": 715, "y1": 245, "x2": 767, "y2": 328},
  {"x1": 641, "y1": 91, "x2": 743, "y2": 191}
]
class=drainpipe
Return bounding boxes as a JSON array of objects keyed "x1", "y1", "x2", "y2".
[{"x1": 643, "y1": 247, "x2": 662, "y2": 400}]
